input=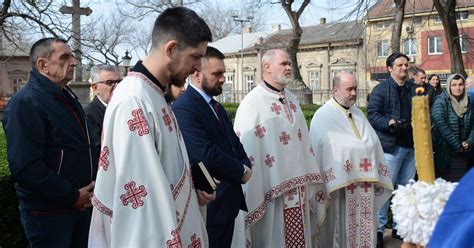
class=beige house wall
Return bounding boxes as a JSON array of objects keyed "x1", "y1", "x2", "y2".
[{"x1": 221, "y1": 42, "x2": 368, "y2": 106}]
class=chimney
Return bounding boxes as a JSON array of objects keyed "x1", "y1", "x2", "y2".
[
  {"x1": 320, "y1": 18, "x2": 326, "y2": 25},
  {"x1": 272, "y1": 24, "x2": 281, "y2": 32},
  {"x1": 244, "y1": 27, "x2": 252, "y2": 33}
]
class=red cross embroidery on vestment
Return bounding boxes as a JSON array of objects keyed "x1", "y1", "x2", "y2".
[
  {"x1": 344, "y1": 160, "x2": 352, "y2": 174},
  {"x1": 359, "y1": 158, "x2": 372, "y2": 172},
  {"x1": 120, "y1": 181, "x2": 148, "y2": 209},
  {"x1": 162, "y1": 108, "x2": 173, "y2": 132},
  {"x1": 188, "y1": 234, "x2": 201, "y2": 248},
  {"x1": 347, "y1": 183, "x2": 357, "y2": 194},
  {"x1": 254, "y1": 125, "x2": 266, "y2": 138},
  {"x1": 265, "y1": 154, "x2": 275, "y2": 168},
  {"x1": 378, "y1": 163, "x2": 388, "y2": 176},
  {"x1": 360, "y1": 182, "x2": 372, "y2": 192},
  {"x1": 360, "y1": 241, "x2": 371, "y2": 248},
  {"x1": 99, "y1": 146, "x2": 109, "y2": 171},
  {"x1": 316, "y1": 191, "x2": 326, "y2": 203},
  {"x1": 279, "y1": 131, "x2": 291, "y2": 145},
  {"x1": 324, "y1": 167, "x2": 336, "y2": 183},
  {"x1": 127, "y1": 109, "x2": 150, "y2": 136},
  {"x1": 289, "y1": 101, "x2": 297, "y2": 112},
  {"x1": 166, "y1": 229, "x2": 182, "y2": 248},
  {"x1": 297, "y1": 129, "x2": 302, "y2": 141},
  {"x1": 360, "y1": 207, "x2": 372, "y2": 219},
  {"x1": 271, "y1": 102, "x2": 282, "y2": 115}
]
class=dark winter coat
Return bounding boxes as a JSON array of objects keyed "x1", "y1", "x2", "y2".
[{"x1": 431, "y1": 92, "x2": 474, "y2": 172}]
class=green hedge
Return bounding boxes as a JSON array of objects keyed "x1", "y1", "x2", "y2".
[{"x1": 0, "y1": 124, "x2": 27, "y2": 247}]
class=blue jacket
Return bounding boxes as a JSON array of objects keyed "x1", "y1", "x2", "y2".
[
  {"x1": 173, "y1": 86, "x2": 249, "y2": 226},
  {"x1": 368, "y1": 76, "x2": 416, "y2": 153},
  {"x1": 2, "y1": 70, "x2": 98, "y2": 212},
  {"x1": 429, "y1": 168, "x2": 474, "y2": 247}
]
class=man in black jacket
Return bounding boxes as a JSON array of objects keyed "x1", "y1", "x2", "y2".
[
  {"x1": 84, "y1": 64, "x2": 121, "y2": 158},
  {"x1": 367, "y1": 52, "x2": 417, "y2": 247},
  {"x1": 2, "y1": 38, "x2": 98, "y2": 247}
]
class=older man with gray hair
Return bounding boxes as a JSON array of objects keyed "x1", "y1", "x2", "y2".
[
  {"x1": 84, "y1": 64, "x2": 121, "y2": 157},
  {"x1": 309, "y1": 72, "x2": 392, "y2": 248}
]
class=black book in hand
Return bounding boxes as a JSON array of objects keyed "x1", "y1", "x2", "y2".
[{"x1": 191, "y1": 162, "x2": 217, "y2": 194}]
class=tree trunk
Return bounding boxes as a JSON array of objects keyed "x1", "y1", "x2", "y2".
[
  {"x1": 281, "y1": 0, "x2": 310, "y2": 88},
  {"x1": 391, "y1": 0, "x2": 406, "y2": 53},
  {"x1": 433, "y1": 0, "x2": 467, "y2": 77}
]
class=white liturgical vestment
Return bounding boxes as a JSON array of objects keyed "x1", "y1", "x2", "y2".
[
  {"x1": 309, "y1": 98, "x2": 393, "y2": 248},
  {"x1": 232, "y1": 83, "x2": 326, "y2": 248},
  {"x1": 89, "y1": 72, "x2": 208, "y2": 247}
]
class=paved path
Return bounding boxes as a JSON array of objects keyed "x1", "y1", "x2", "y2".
[{"x1": 384, "y1": 229, "x2": 403, "y2": 248}]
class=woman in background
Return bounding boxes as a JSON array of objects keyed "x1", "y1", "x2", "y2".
[
  {"x1": 431, "y1": 74, "x2": 474, "y2": 182},
  {"x1": 428, "y1": 74, "x2": 443, "y2": 97}
]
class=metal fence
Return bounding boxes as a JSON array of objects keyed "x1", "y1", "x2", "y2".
[{"x1": 215, "y1": 88, "x2": 369, "y2": 107}]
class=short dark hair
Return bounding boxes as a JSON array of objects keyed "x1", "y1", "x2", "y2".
[
  {"x1": 428, "y1": 74, "x2": 439, "y2": 81},
  {"x1": 30, "y1": 37, "x2": 68, "y2": 70},
  {"x1": 204, "y1": 46, "x2": 225, "y2": 60},
  {"x1": 386, "y1": 52, "x2": 409, "y2": 68},
  {"x1": 151, "y1": 7, "x2": 212, "y2": 49},
  {"x1": 415, "y1": 68, "x2": 426, "y2": 75}
]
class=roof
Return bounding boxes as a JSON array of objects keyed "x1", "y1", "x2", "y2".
[
  {"x1": 0, "y1": 35, "x2": 30, "y2": 57},
  {"x1": 259, "y1": 20, "x2": 364, "y2": 50},
  {"x1": 367, "y1": 0, "x2": 474, "y2": 19},
  {"x1": 210, "y1": 31, "x2": 274, "y2": 54}
]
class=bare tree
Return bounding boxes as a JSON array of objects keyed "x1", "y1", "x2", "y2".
[
  {"x1": 391, "y1": 0, "x2": 406, "y2": 53},
  {"x1": 433, "y1": 0, "x2": 467, "y2": 77},
  {"x1": 197, "y1": 3, "x2": 263, "y2": 40},
  {"x1": 81, "y1": 14, "x2": 133, "y2": 66},
  {"x1": 126, "y1": 25, "x2": 152, "y2": 57},
  {"x1": 280, "y1": 0, "x2": 310, "y2": 86},
  {"x1": 1, "y1": 0, "x2": 68, "y2": 50},
  {"x1": 116, "y1": 0, "x2": 200, "y2": 20}
]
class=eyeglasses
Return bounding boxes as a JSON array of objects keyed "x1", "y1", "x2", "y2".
[{"x1": 96, "y1": 79, "x2": 122, "y2": 86}]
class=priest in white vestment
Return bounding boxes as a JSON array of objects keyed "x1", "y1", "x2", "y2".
[
  {"x1": 89, "y1": 7, "x2": 214, "y2": 247},
  {"x1": 232, "y1": 49, "x2": 327, "y2": 248},
  {"x1": 309, "y1": 72, "x2": 393, "y2": 248}
]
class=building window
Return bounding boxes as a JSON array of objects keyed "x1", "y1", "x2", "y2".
[
  {"x1": 460, "y1": 35, "x2": 469, "y2": 53},
  {"x1": 376, "y1": 20, "x2": 390, "y2": 29},
  {"x1": 225, "y1": 74, "x2": 234, "y2": 84},
  {"x1": 428, "y1": 36, "x2": 443, "y2": 54},
  {"x1": 456, "y1": 11, "x2": 469, "y2": 20},
  {"x1": 413, "y1": 16, "x2": 423, "y2": 25},
  {"x1": 308, "y1": 71, "x2": 320, "y2": 90},
  {"x1": 376, "y1": 40, "x2": 390, "y2": 57},
  {"x1": 245, "y1": 74, "x2": 254, "y2": 93},
  {"x1": 12, "y1": 78, "x2": 24, "y2": 93},
  {"x1": 403, "y1": 38, "x2": 417, "y2": 56},
  {"x1": 434, "y1": 15, "x2": 442, "y2": 23}
]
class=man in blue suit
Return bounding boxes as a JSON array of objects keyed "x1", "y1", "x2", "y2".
[{"x1": 173, "y1": 46, "x2": 252, "y2": 248}]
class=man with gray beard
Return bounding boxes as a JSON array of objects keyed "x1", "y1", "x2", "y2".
[
  {"x1": 232, "y1": 49, "x2": 325, "y2": 247},
  {"x1": 309, "y1": 72, "x2": 392, "y2": 248}
]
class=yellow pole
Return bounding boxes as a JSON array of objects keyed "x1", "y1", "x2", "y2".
[{"x1": 411, "y1": 94, "x2": 436, "y2": 183}]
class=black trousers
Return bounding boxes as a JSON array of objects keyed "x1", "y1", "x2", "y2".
[{"x1": 207, "y1": 221, "x2": 235, "y2": 248}]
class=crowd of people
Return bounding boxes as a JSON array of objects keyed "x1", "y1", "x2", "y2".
[{"x1": 2, "y1": 6, "x2": 473, "y2": 248}]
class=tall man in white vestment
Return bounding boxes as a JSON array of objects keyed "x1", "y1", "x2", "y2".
[
  {"x1": 88, "y1": 7, "x2": 215, "y2": 247},
  {"x1": 309, "y1": 72, "x2": 393, "y2": 248},
  {"x1": 232, "y1": 49, "x2": 326, "y2": 248}
]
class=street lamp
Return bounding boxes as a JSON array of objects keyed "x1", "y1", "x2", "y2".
[
  {"x1": 122, "y1": 50, "x2": 132, "y2": 76},
  {"x1": 232, "y1": 10, "x2": 253, "y2": 93}
]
